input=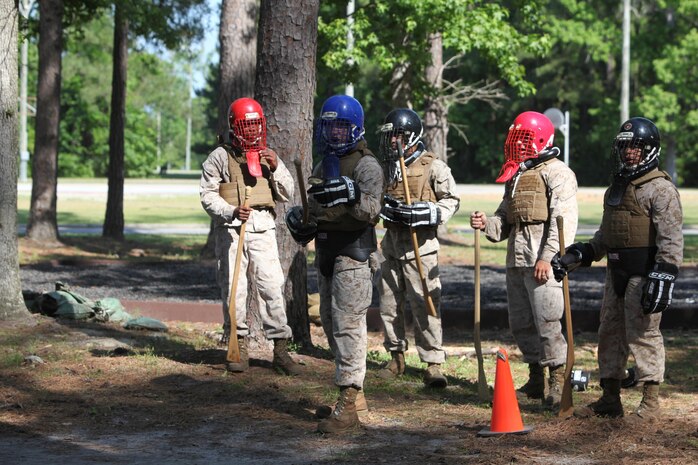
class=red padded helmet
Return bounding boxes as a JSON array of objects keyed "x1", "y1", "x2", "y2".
[
  {"x1": 228, "y1": 98, "x2": 266, "y2": 151},
  {"x1": 496, "y1": 111, "x2": 555, "y2": 183}
]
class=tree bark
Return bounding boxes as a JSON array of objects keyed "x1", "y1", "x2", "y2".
[
  {"x1": 217, "y1": 0, "x2": 258, "y2": 140},
  {"x1": 0, "y1": 0, "x2": 30, "y2": 320},
  {"x1": 26, "y1": 0, "x2": 64, "y2": 244},
  {"x1": 423, "y1": 32, "x2": 449, "y2": 163},
  {"x1": 255, "y1": 0, "x2": 319, "y2": 347},
  {"x1": 103, "y1": 4, "x2": 128, "y2": 241}
]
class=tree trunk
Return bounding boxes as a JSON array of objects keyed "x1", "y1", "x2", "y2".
[
  {"x1": 0, "y1": 0, "x2": 30, "y2": 320},
  {"x1": 103, "y1": 4, "x2": 128, "y2": 241},
  {"x1": 26, "y1": 0, "x2": 63, "y2": 244},
  {"x1": 423, "y1": 32, "x2": 449, "y2": 163},
  {"x1": 201, "y1": 0, "x2": 258, "y2": 259},
  {"x1": 255, "y1": 0, "x2": 319, "y2": 348},
  {"x1": 217, "y1": 0, "x2": 258, "y2": 140}
]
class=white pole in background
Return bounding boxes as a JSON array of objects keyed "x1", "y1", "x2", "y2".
[
  {"x1": 18, "y1": 0, "x2": 35, "y2": 183},
  {"x1": 345, "y1": 0, "x2": 355, "y2": 97},
  {"x1": 156, "y1": 111, "x2": 161, "y2": 165},
  {"x1": 621, "y1": 0, "x2": 630, "y2": 123},
  {"x1": 185, "y1": 64, "x2": 192, "y2": 171},
  {"x1": 564, "y1": 111, "x2": 570, "y2": 166}
]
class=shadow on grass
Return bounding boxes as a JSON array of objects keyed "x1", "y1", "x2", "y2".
[{"x1": 20, "y1": 234, "x2": 207, "y2": 264}]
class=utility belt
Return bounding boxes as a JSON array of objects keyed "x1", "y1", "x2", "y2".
[
  {"x1": 607, "y1": 247, "x2": 657, "y2": 296},
  {"x1": 315, "y1": 226, "x2": 377, "y2": 277}
]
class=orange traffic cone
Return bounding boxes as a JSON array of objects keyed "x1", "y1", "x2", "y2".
[{"x1": 478, "y1": 348, "x2": 533, "y2": 436}]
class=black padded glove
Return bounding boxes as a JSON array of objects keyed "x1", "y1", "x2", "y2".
[
  {"x1": 381, "y1": 201, "x2": 440, "y2": 228},
  {"x1": 284, "y1": 206, "x2": 317, "y2": 246},
  {"x1": 307, "y1": 176, "x2": 360, "y2": 208},
  {"x1": 551, "y1": 242, "x2": 595, "y2": 282},
  {"x1": 379, "y1": 194, "x2": 402, "y2": 224},
  {"x1": 641, "y1": 262, "x2": 679, "y2": 314}
]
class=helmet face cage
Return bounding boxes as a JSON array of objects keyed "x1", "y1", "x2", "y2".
[
  {"x1": 612, "y1": 118, "x2": 660, "y2": 176},
  {"x1": 317, "y1": 117, "x2": 357, "y2": 156},
  {"x1": 229, "y1": 98, "x2": 266, "y2": 151},
  {"x1": 378, "y1": 108, "x2": 423, "y2": 163},
  {"x1": 231, "y1": 116, "x2": 266, "y2": 151},
  {"x1": 378, "y1": 124, "x2": 410, "y2": 162},
  {"x1": 503, "y1": 112, "x2": 554, "y2": 164},
  {"x1": 316, "y1": 95, "x2": 365, "y2": 157}
]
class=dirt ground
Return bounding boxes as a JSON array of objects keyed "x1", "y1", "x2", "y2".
[
  {"x1": 2, "y1": 314, "x2": 697, "y2": 464},
  {"x1": 4, "y1": 239, "x2": 698, "y2": 465}
]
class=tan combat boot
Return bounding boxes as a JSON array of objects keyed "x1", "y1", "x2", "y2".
[
  {"x1": 575, "y1": 378, "x2": 623, "y2": 418},
  {"x1": 376, "y1": 351, "x2": 405, "y2": 379},
  {"x1": 272, "y1": 339, "x2": 302, "y2": 376},
  {"x1": 317, "y1": 387, "x2": 360, "y2": 433},
  {"x1": 544, "y1": 365, "x2": 565, "y2": 408},
  {"x1": 225, "y1": 337, "x2": 249, "y2": 373},
  {"x1": 316, "y1": 390, "x2": 368, "y2": 419},
  {"x1": 424, "y1": 363, "x2": 448, "y2": 388},
  {"x1": 516, "y1": 364, "x2": 545, "y2": 400},
  {"x1": 626, "y1": 382, "x2": 660, "y2": 424}
]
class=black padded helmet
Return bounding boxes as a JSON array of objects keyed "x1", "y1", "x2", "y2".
[
  {"x1": 378, "y1": 108, "x2": 424, "y2": 163},
  {"x1": 612, "y1": 117, "x2": 660, "y2": 178}
]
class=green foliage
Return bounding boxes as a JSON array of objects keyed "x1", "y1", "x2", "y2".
[
  {"x1": 315, "y1": 0, "x2": 698, "y2": 186},
  {"x1": 50, "y1": 11, "x2": 210, "y2": 177},
  {"x1": 124, "y1": 109, "x2": 158, "y2": 177},
  {"x1": 119, "y1": 0, "x2": 209, "y2": 50},
  {"x1": 319, "y1": 0, "x2": 549, "y2": 106},
  {"x1": 636, "y1": 10, "x2": 698, "y2": 186},
  {"x1": 20, "y1": 0, "x2": 698, "y2": 186}
]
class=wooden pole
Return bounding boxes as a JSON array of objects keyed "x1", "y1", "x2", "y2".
[
  {"x1": 556, "y1": 215, "x2": 575, "y2": 418},
  {"x1": 226, "y1": 186, "x2": 252, "y2": 362},
  {"x1": 397, "y1": 140, "x2": 437, "y2": 317},
  {"x1": 474, "y1": 227, "x2": 489, "y2": 401}
]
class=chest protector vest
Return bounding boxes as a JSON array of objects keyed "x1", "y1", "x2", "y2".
[
  {"x1": 600, "y1": 169, "x2": 671, "y2": 249},
  {"x1": 506, "y1": 158, "x2": 558, "y2": 224},
  {"x1": 316, "y1": 144, "x2": 377, "y2": 231},
  {"x1": 386, "y1": 152, "x2": 437, "y2": 203},
  {"x1": 315, "y1": 143, "x2": 378, "y2": 271},
  {"x1": 385, "y1": 152, "x2": 437, "y2": 230},
  {"x1": 218, "y1": 146, "x2": 276, "y2": 208}
]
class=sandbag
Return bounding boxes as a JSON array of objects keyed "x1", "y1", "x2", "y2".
[{"x1": 123, "y1": 317, "x2": 168, "y2": 332}]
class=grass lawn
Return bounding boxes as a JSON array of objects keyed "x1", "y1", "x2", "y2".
[
  {"x1": 17, "y1": 178, "x2": 209, "y2": 226},
  {"x1": 451, "y1": 186, "x2": 698, "y2": 228},
  {"x1": 17, "y1": 179, "x2": 698, "y2": 266}
]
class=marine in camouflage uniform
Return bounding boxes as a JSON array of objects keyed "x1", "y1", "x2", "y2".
[
  {"x1": 554, "y1": 117, "x2": 683, "y2": 422},
  {"x1": 286, "y1": 95, "x2": 384, "y2": 434},
  {"x1": 200, "y1": 98, "x2": 299, "y2": 376},
  {"x1": 471, "y1": 111, "x2": 578, "y2": 409},
  {"x1": 375, "y1": 109, "x2": 460, "y2": 388}
]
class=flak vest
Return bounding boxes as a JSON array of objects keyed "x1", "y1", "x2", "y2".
[
  {"x1": 506, "y1": 158, "x2": 559, "y2": 224},
  {"x1": 316, "y1": 144, "x2": 377, "y2": 232},
  {"x1": 600, "y1": 169, "x2": 671, "y2": 249},
  {"x1": 218, "y1": 146, "x2": 276, "y2": 209},
  {"x1": 314, "y1": 143, "x2": 378, "y2": 274},
  {"x1": 385, "y1": 152, "x2": 437, "y2": 230},
  {"x1": 601, "y1": 169, "x2": 671, "y2": 294}
]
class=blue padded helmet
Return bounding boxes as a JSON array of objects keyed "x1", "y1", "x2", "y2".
[{"x1": 316, "y1": 95, "x2": 365, "y2": 157}]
